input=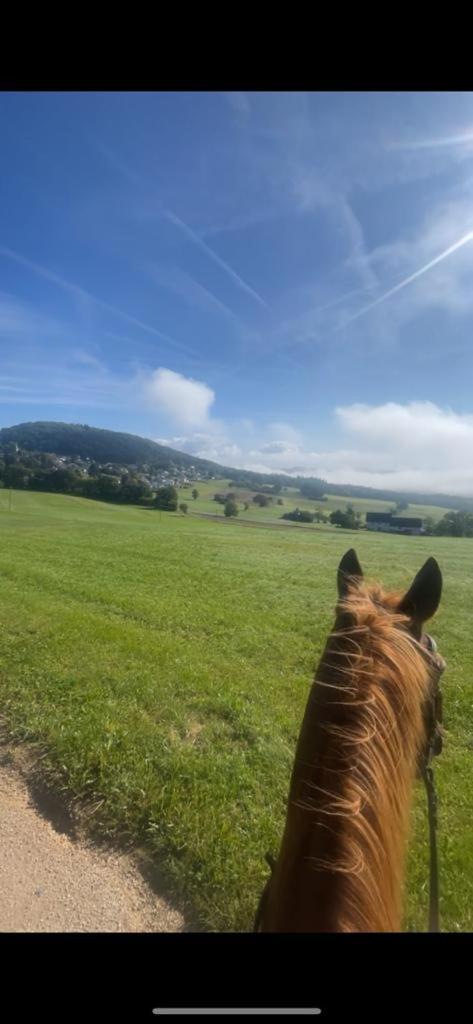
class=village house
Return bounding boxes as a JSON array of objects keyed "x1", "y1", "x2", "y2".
[{"x1": 366, "y1": 512, "x2": 424, "y2": 535}]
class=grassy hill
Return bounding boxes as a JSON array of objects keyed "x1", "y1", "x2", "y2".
[
  {"x1": 0, "y1": 420, "x2": 217, "y2": 474},
  {"x1": 2, "y1": 420, "x2": 473, "y2": 512},
  {"x1": 0, "y1": 489, "x2": 471, "y2": 931},
  {"x1": 178, "y1": 478, "x2": 450, "y2": 525}
]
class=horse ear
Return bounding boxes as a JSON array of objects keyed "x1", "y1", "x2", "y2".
[
  {"x1": 398, "y1": 557, "x2": 442, "y2": 623},
  {"x1": 337, "y1": 549, "x2": 363, "y2": 599}
]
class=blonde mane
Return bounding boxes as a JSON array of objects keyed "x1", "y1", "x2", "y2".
[{"x1": 260, "y1": 572, "x2": 439, "y2": 932}]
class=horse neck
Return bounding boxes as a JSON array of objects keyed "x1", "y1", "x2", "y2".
[{"x1": 263, "y1": 610, "x2": 430, "y2": 932}]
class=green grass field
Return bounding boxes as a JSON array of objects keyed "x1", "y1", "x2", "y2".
[
  {"x1": 0, "y1": 489, "x2": 471, "y2": 931},
  {"x1": 178, "y1": 478, "x2": 450, "y2": 524}
]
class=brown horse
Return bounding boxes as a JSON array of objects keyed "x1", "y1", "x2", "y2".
[{"x1": 255, "y1": 549, "x2": 446, "y2": 932}]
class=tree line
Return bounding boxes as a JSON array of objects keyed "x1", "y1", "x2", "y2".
[{"x1": 424, "y1": 511, "x2": 473, "y2": 537}]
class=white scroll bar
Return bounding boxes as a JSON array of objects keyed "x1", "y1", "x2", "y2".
[{"x1": 152, "y1": 1010, "x2": 322, "y2": 1016}]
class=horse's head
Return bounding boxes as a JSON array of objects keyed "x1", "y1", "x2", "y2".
[
  {"x1": 337, "y1": 549, "x2": 446, "y2": 766},
  {"x1": 255, "y1": 549, "x2": 447, "y2": 933}
]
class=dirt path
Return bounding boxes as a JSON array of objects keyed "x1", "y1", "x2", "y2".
[{"x1": 0, "y1": 751, "x2": 185, "y2": 932}]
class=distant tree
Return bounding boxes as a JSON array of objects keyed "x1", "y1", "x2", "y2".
[
  {"x1": 281, "y1": 508, "x2": 314, "y2": 523},
  {"x1": 81, "y1": 474, "x2": 121, "y2": 502},
  {"x1": 243, "y1": 502, "x2": 249, "y2": 510},
  {"x1": 38, "y1": 452, "x2": 55, "y2": 469},
  {"x1": 253, "y1": 493, "x2": 271, "y2": 507},
  {"x1": 424, "y1": 516, "x2": 435, "y2": 535},
  {"x1": 299, "y1": 481, "x2": 326, "y2": 500},
  {"x1": 224, "y1": 498, "x2": 239, "y2": 517},
  {"x1": 2, "y1": 464, "x2": 30, "y2": 489},
  {"x1": 192, "y1": 488, "x2": 199, "y2": 500},
  {"x1": 118, "y1": 478, "x2": 152, "y2": 504},
  {"x1": 47, "y1": 467, "x2": 82, "y2": 494},
  {"x1": 154, "y1": 485, "x2": 179, "y2": 511},
  {"x1": 277, "y1": 497, "x2": 284, "y2": 505},
  {"x1": 179, "y1": 502, "x2": 189, "y2": 514},
  {"x1": 2, "y1": 442, "x2": 19, "y2": 465},
  {"x1": 395, "y1": 500, "x2": 409, "y2": 513},
  {"x1": 434, "y1": 510, "x2": 473, "y2": 537},
  {"x1": 329, "y1": 506, "x2": 360, "y2": 530},
  {"x1": 214, "y1": 492, "x2": 227, "y2": 504},
  {"x1": 329, "y1": 509, "x2": 344, "y2": 527}
]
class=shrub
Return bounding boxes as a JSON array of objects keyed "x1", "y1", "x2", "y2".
[
  {"x1": 224, "y1": 498, "x2": 239, "y2": 517},
  {"x1": 154, "y1": 485, "x2": 179, "y2": 511},
  {"x1": 281, "y1": 508, "x2": 314, "y2": 523}
]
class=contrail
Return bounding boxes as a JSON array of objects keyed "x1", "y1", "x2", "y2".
[
  {"x1": 391, "y1": 130, "x2": 473, "y2": 151},
  {"x1": 0, "y1": 243, "x2": 197, "y2": 357},
  {"x1": 336, "y1": 228, "x2": 473, "y2": 330},
  {"x1": 164, "y1": 209, "x2": 270, "y2": 311},
  {"x1": 95, "y1": 141, "x2": 270, "y2": 312}
]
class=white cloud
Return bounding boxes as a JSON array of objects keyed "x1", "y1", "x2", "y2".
[
  {"x1": 72, "y1": 349, "x2": 104, "y2": 370},
  {"x1": 338, "y1": 201, "x2": 473, "y2": 332},
  {"x1": 259, "y1": 441, "x2": 291, "y2": 455},
  {"x1": 145, "y1": 368, "x2": 215, "y2": 428},
  {"x1": 267, "y1": 401, "x2": 473, "y2": 495},
  {"x1": 267, "y1": 421, "x2": 304, "y2": 445},
  {"x1": 336, "y1": 401, "x2": 473, "y2": 448},
  {"x1": 329, "y1": 402, "x2": 473, "y2": 493},
  {"x1": 156, "y1": 432, "x2": 243, "y2": 465},
  {"x1": 157, "y1": 402, "x2": 473, "y2": 497}
]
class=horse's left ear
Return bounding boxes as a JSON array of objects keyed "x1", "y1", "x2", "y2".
[
  {"x1": 398, "y1": 557, "x2": 442, "y2": 623},
  {"x1": 337, "y1": 549, "x2": 363, "y2": 598}
]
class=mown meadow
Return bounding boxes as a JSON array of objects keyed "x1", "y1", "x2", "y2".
[{"x1": 0, "y1": 489, "x2": 471, "y2": 930}]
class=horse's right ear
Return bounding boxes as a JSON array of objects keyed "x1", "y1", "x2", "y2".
[
  {"x1": 337, "y1": 549, "x2": 363, "y2": 599},
  {"x1": 398, "y1": 556, "x2": 442, "y2": 624}
]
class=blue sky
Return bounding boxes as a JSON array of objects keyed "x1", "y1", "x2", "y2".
[{"x1": 2, "y1": 91, "x2": 473, "y2": 493}]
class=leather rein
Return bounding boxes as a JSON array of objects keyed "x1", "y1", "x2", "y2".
[{"x1": 254, "y1": 631, "x2": 446, "y2": 933}]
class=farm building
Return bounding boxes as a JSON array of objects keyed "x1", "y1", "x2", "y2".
[
  {"x1": 366, "y1": 512, "x2": 424, "y2": 535},
  {"x1": 365, "y1": 512, "x2": 393, "y2": 531}
]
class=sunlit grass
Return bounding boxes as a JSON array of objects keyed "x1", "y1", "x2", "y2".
[
  {"x1": 0, "y1": 489, "x2": 471, "y2": 930},
  {"x1": 177, "y1": 478, "x2": 449, "y2": 524}
]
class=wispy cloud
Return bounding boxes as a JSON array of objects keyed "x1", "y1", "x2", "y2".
[
  {"x1": 0, "y1": 291, "x2": 64, "y2": 338},
  {"x1": 0, "y1": 244, "x2": 196, "y2": 357},
  {"x1": 96, "y1": 141, "x2": 270, "y2": 312},
  {"x1": 336, "y1": 225, "x2": 473, "y2": 330},
  {"x1": 72, "y1": 348, "x2": 105, "y2": 370},
  {"x1": 202, "y1": 207, "x2": 281, "y2": 239},
  {"x1": 95, "y1": 142, "x2": 143, "y2": 186},
  {"x1": 163, "y1": 209, "x2": 270, "y2": 311},
  {"x1": 149, "y1": 263, "x2": 241, "y2": 323},
  {"x1": 390, "y1": 129, "x2": 473, "y2": 152}
]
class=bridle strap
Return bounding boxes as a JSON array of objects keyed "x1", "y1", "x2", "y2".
[
  {"x1": 253, "y1": 852, "x2": 276, "y2": 932},
  {"x1": 255, "y1": 770, "x2": 441, "y2": 934},
  {"x1": 421, "y1": 763, "x2": 440, "y2": 933},
  {"x1": 255, "y1": 773, "x2": 441, "y2": 934},
  {"x1": 421, "y1": 632, "x2": 444, "y2": 934}
]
